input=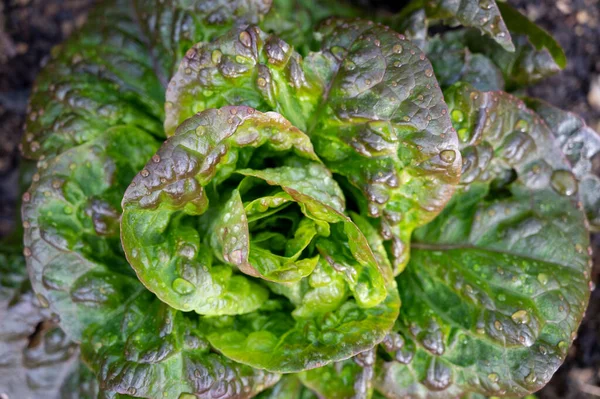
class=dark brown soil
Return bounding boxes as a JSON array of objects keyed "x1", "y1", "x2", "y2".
[{"x1": 0, "y1": 0, "x2": 598, "y2": 397}]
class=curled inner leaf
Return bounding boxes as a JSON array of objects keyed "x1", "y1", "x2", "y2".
[{"x1": 121, "y1": 106, "x2": 399, "y2": 372}]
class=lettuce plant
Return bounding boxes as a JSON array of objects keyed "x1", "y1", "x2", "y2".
[{"x1": 3, "y1": 0, "x2": 598, "y2": 398}]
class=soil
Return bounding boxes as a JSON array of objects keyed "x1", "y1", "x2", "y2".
[{"x1": 0, "y1": 0, "x2": 598, "y2": 397}]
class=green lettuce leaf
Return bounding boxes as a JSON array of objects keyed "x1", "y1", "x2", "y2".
[
  {"x1": 133, "y1": 0, "x2": 273, "y2": 80},
  {"x1": 0, "y1": 243, "x2": 98, "y2": 399},
  {"x1": 527, "y1": 99, "x2": 600, "y2": 231},
  {"x1": 496, "y1": 2, "x2": 566, "y2": 69},
  {"x1": 164, "y1": 20, "x2": 461, "y2": 272},
  {"x1": 262, "y1": 0, "x2": 363, "y2": 54},
  {"x1": 400, "y1": 0, "x2": 514, "y2": 52},
  {"x1": 81, "y1": 291, "x2": 279, "y2": 399},
  {"x1": 460, "y1": 3, "x2": 565, "y2": 90},
  {"x1": 426, "y1": 31, "x2": 505, "y2": 91},
  {"x1": 21, "y1": 0, "x2": 275, "y2": 161},
  {"x1": 22, "y1": 127, "x2": 159, "y2": 339},
  {"x1": 121, "y1": 106, "x2": 399, "y2": 372},
  {"x1": 374, "y1": 83, "x2": 592, "y2": 397}
]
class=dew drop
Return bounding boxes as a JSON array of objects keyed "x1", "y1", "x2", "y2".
[
  {"x1": 344, "y1": 60, "x2": 356, "y2": 71},
  {"x1": 152, "y1": 154, "x2": 161, "y2": 163},
  {"x1": 178, "y1": 394, "x2": 196, "y2": 399},
  {"x1": 487, "y1": 373, "x2": 499, "y2": 383},
  {"x1": 494, "y1": 320, "x2": 503, "y2": 331},
  {"x1": 497, "y1": 294, "x2": 506, "y2": 302},
  {"x1": 439, "y1": 149, "x2": 456, "y2": 163},
  {"x1": 550, "y1": 170, "x2": 577, "y2": 196},
  {"x1": 36, "y1": 293, "x2": 49, "y2": 308},
  {"x1": 257, "y1": 77, "x2": 267, "y2": 87},
  {"x1": 63, "y1": 206, "x2": 72, "y2": 215},
  {"x1": 425, "y1": 69, "x2": 433, "y2": 78},
  {"x1": 172, "y1": 278, "x2": 194, "y2": 295},
  {"x1": 141, "y1": 169, "x2": 150, "y2": 177},
  {"x1": 537, "y1": 273, "x2": 549, "y2": 285},
  {"x1": 239, "y1": 31, "x2": 252, "y2": 47},
  {"x1": 211, "y1": 50, "x2": 222, "y2": 64},
  {"x1": 330, "y1": 46, "x2": 346, "y2": 60},
  {"x1": 515, "y1": 119, "x2": 529, "y2": 132},
  {"x1": 525, "y1": 371, "x2": 537, "y2": 384},
  {"x1": 557, "y1": 341, "x2": 568, "y2": 351},
  {"x1": 23, "y1": 247, "x2": 32, "y2": 257},
  {"x1": 393, "y1": 44, "x2": 403, "y2": 54},
  {"x1": 511, "y1": 310, "x2": 530, "y2": 325},
  {"x1": 479, "y1": 0, "x2": 493, "y2": 10}
]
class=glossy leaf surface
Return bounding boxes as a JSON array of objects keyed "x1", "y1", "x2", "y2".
[
  {"x1": 0, "y1": 244, "x2": 97, "y2": 399},
  {"x1": 402, "y1": 0, "x2": 514, "y2": 52},
  {"x1": 164, "y1": 21, "x2": 462, "y2": 271},
  {"x1": 528, "y1": 99, "x2": 600, "y2": 231},
  {"x1": 81, "y1": 291, "x2": 279, "y2": 398},
  {"x1": 375, "y1": 84, "x2": 592, "y2": 397},
  {"x1": 121, "y1": 106, "x2": 399, "y2": 372}
]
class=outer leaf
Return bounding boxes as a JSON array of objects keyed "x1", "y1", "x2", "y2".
[
  {"x1": 527, "y1": 99, "x2": 600, "y2": 231},
  {"x1": 401, "y1": 0, "x2": 514, "y2": 52},
  {"x1": 133, "y1": 0, "x2": 273, "y2": 79},
  {"x1": 462, "y1": 6, "x2": 565, "y2": 89},
  {"x1": 22, "y1": 0, "x2": 274, "y2": 161},
  {"x1": 121, "y1": 106, "x2": 399, "y2": 372},
  {"x1": 21, "y1": 0, "x2": 164, "y2": 160},
  {"x1": 81, "y1": 291, "x2": 279, "y2": 399},
  {"x1": 22, "y1": 127, "x2": 159, "y2": 339},
  {"x1": 165, "y1": 21, "x2": 462, "y2": 271},
  {"x1": 374, "y1": 84, "x2": 592, "y2": 397},
  {"x1": 0, "y1": 244, "x2": 98, "y2": 399},
  {"x1": 496, "y1": 2, "x2": 566, "y2": 69},
  {"x1": 426, "y1": 31, "x2": 505, "y2": 91}
]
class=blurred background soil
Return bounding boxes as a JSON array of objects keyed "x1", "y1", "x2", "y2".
[{"x1": 0, "y1": 0, "x2": 598, "y2": 397}]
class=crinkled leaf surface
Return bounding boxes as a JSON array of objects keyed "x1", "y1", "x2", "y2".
[
  {"x1": 460, "y1": 5, "x2": 565, "y2": 90},
  {"x1": 121, "y1": 106, "x2": 399, "y2": 372},
  {"x1": 496, "y1": 2, "x2": 566, "y2": 69},
  {"x1": 262, "y1": 0, "x2": 363, "y2": 54},
  {"x1": 81, "y1": 290, "x2": 279, "y2": 399},
  {"x1": 164, "y1": 20, "x2": 461, "y2": 271},
  {"x1": 426, "y1": 31, "x2": 505, "y2": 91},
  {"x1": 21, "y1": 0, "x2": 164, "y2": 160},
  {"x1": 527, "y1": 98, "x2": 600, "y2": 231},
  {"x1": 22, "y1": 127, "x2": 159, "y2": 339},
  {"x1": 0, "y1": 244, "x2": 97, "y2": 399},
  {"x1": 401, "y1": 0, "x2": 514, "y2": 52},
  {"x1": 21, "y1": 0, "x2": 274, "y2": 161},
  {"x1": 374, "y1": 84, "x2": 592, "y2": 397},
  {"x1": 134, "y1": 0, "x2": 273, "y2": 80}
]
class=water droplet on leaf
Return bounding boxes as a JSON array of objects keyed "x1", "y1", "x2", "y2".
[
  {"x1": 511, "y1": 310, "x2": 530, "y2": 324},
  {"x1": 550, "y1": 170, "x2": 577, "y2": 196},
  {"x1": 451, "y1": 109, "x2": 464, "y2": 123},
  {"x1": 173, "y1": 278, "x2": 194, "y2": 295},
  {"x1": 439, "y1": 149, "x2": 456, "y2": 163}
]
